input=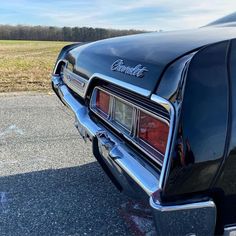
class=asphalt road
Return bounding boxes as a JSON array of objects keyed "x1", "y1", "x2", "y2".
[{"x1": 0, "y1": 93, "x2": 155, "y2": 236}]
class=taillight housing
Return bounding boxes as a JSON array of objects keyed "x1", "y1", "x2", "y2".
[
  {"x1": 91, "y1": 87, "x2": 170, "y2": 165},
  {"x1": 95, "y1": 90, "x2": 110, "y2": 117},
  {"x1": 138, "y1": 111, "x2": 169, "y2": 156}
]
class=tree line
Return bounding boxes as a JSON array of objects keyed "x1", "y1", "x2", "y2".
[{"x1": 0, "y1": 25, "x2": 146, "y2": 42}]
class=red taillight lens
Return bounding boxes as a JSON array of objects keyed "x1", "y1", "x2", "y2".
[
  {"x1": 138, "y1": 111, "x2": 169, "y2": 155},
  {"x1": 96, "y1": 90, "x2": 110, "y2": 116}
]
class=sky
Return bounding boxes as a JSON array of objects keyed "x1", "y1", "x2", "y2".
[{"x1": 0, "y1": 0, "x2": 236, "y2": 31}]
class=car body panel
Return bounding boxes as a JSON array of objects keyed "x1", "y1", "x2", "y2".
[
  {"x1": 213, "y1": 39, "x2": 236, "y2": 229},
  {"x1": 163, "y1": 41, "x2": 230, "y2": 198}
]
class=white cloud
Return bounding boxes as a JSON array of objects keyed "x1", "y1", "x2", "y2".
[
  {"x1": 1, "y1": 0, "x2": 236, "y2": 30},
  {"x1": 115, "y1": 0, "x2": 236, "y2": 30}
]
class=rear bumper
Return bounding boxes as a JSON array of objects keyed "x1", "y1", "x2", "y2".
[{"x1": 52, "y1": 74, "x2": 216, "y2": 235}]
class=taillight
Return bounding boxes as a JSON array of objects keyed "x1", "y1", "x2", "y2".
[
  {"x1": 91, "y1": 87, "x2": 170, "y2": 164},
  {"x1": 96, "y1": 90, "x2": 110, "y2": 116},
  {"x1": 113, "y1": 98, "x2": 133, "y2": 131},
  {"x1": 138, "y1": 111, "x2": 169, "y2": 155}
]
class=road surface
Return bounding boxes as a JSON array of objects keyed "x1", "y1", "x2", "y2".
[{"x1": 0, "y1": 93, "x2": 155, "y2": 236}]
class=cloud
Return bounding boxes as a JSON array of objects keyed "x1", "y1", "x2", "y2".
[{"x1": 0, "y1": 0, "x2": 236, "y2": 30}]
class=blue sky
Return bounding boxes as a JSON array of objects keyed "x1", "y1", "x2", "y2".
[{"x1": 0, "y1": 0, "x2": 236, "y2": 31}]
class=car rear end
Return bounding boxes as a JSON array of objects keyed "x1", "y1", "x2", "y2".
[
  {"x1": 50, "y1": 28, "x2": 236, "y2": 235},
  {"x1": 52, "y1": 55, "x2": 218, "y2": 236}
]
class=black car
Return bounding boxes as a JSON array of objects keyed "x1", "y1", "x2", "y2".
[{"x1": 52, "y1": 12, "x2": 236, "y2": 235}]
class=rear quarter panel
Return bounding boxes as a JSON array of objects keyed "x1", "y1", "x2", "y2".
[
  {"x1": 163, "y1": 41, "x2": 230, "y2": 198},
  {"x1": 214, "y1": 39, "x2": 236, "y2": 228}
]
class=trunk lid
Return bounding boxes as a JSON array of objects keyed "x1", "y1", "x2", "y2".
[{"x1": 66, "y1": 27, "x2": 236, "y2": 95}]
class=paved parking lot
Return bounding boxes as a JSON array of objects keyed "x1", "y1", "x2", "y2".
[{"x1": 0, "y1": 93, "x2": 155, "y2": 236}]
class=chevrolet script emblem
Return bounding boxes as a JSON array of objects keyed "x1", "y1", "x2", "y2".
[{"x1": 111, "y1": 59, "x2": 148, "y2": 78}]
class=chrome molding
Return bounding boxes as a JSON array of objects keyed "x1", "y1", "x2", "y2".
[
  {"x1": 224, "y1": 225, "x2": 236, "y2": 236},
  {"x1": 151, "y1": 56, "x2": 192, "y2": 191},
  {"x1": 53, "y1": 59, "x2": 68, "y2": 75},
  {"x1": 151, "y1": 95, "x2": 175, "y2": 190},
  {"x1": 110, "y1": 59, "x2": 148, "y2": 78},
  {"x1": 90, "y1": 73, "x2": 151, "y2": 97},
  {"x1": 63, "y1": 68, "x2": 88, "y2": 97},
  {"x1": 150, "y1": 196, "x2": 216, "y2": 236},
  {"x1": 150, "y1": 197, "x2": 216, "y2": 212},
  {"x1": 151, "y1": 95, "x2": 173, "y2": 114}
]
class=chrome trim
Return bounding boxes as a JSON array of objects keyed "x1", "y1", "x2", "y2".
[
  {"x1": 63, "y1": 68, "x2": 88, "y2": 97},
  {"x1": 112, "y1": 98, "x2": 134, "y2": 132},
  {"x1": 110, "y1": 59, "x2": 148, "y2": 78},
  {"x1": 90, "y1": 73, "x2": 151, "y2": 97},
  {"x1": 90, "y1": 86, "x2": 170, "y2": 166},
  {"x1": 151, "y1": 95, "x2": 174, "y2": 114},
  {"x1": 224, "y1": 225, "x2": 236, "y2": 236},
  {"x1": 132, "y1": 108, "x2": 138, "y2": 138},
  {"x1": 53, "y1": 59, "x2": 68, "y2": 74},
  {"x1": 151, "y1": 56, "x2": 192, "y2": 191},
  {"x1": 150, "y1": 196, "x2": 216, "y2": 236},
  {"x1": 151, "y1": 94, "x2": 175, "y2": 190},
  {"x1": 150, "y1": 197, "x2": 216, "y2": 212}
]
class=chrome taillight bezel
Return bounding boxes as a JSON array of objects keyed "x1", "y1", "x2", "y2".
[{"x1": 90, "y1": 86, "x2": 170, "y2": 166}]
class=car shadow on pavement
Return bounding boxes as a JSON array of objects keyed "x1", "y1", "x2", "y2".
[{"x1": 0, "y1": 161, "x2": 133, "y2": 236}]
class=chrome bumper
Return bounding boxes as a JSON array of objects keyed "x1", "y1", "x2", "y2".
[{"x1": 52, "y1": 74, "x2": 216, "y2": 236}]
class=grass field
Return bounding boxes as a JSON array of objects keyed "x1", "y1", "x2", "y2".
[{"x1": 0, "y1": 40, "x2": 70, "y2": 92}]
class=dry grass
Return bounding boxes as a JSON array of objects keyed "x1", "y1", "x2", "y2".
[{"x1": 0, "y1": 40, "x2": 70, "y2": 92}]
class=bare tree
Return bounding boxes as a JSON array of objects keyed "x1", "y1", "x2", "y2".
[{"x1": 0, "y1": 25, "x2": 147, "y2": 42}]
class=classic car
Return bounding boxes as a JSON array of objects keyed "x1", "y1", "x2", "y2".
[{"x1": 52, "y1": 12, "x2": 236, "y2": 235}]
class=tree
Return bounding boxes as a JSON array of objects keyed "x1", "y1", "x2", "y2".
[{"x1": 0, "y1": 25, "x2": 147, "y2": 42}]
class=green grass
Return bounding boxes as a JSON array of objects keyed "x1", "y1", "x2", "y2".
[{"x1": 0, "y1": 40, "x2": 70, "y2": 92}]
